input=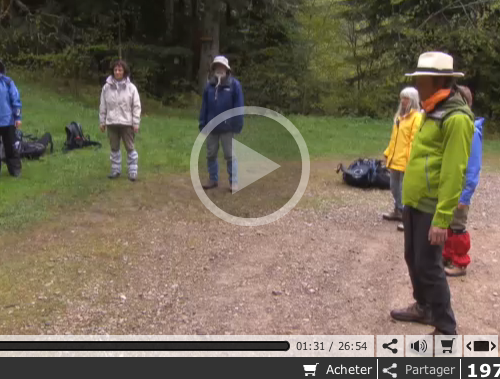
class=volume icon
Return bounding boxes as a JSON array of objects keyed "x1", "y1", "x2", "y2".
[{"x1": 410, "y1": 340, "x2": 428, "y2": 353}]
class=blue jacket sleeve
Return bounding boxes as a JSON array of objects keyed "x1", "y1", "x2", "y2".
[
  {"x1": 199, "y1": 85, "x2": 208, "y2": 131},
  {"x1": 9, "y1": 81, "x2": 22, "y2": 121},
  {"x1": 231, "y1": 79, "x2": 244, "y2": 134},
  {"x1": 459, "y1": 120, "x2": 483, "y2": 205}
]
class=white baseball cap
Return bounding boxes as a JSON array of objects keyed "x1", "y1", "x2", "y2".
[
  {"x1": 405, "y1": 51, "x2": 464, "y2": 77},
  {"x1": 211, "y1": 56, "x2": 231, "y2": 71}
]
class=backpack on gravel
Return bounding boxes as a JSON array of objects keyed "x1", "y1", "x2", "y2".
[
  {"x1": 336, "y1": 158, "x2": 390, "y2": 189},
  {"x1": 63, "y1": 122, "x2": 102, "y2": 152}
]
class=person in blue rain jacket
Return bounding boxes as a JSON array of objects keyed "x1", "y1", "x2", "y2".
[
  {"x1": 0, "y1": 60, "x2": 22, "y2": 177},
  {"x1": 199, "y1": 56, "x2": 244, "y2": 193}
]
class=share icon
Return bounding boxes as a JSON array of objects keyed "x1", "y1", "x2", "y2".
[
  {"x1": 383, "y1": 363, "x2": 397, "y2": 378},
  {"x1": 383, "y1": 339, "x2": 398, "y2": 354}
]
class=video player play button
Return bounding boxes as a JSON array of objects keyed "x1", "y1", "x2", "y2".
[
  {"x1": 190, "y1": 106, "x2": 310, "y2": 227},
  {"x1": 231, "y1": 139, "x2": 281, "y2": 193}
]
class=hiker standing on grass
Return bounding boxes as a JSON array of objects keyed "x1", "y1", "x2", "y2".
[
  {"x1": 443, "y1": 86, "x2": 484, "y2": 277},
  {"x1": 0, "y1": 60, "x2": 22, "y2": 177},
  {"x1": 391, "y1": 52, "x2": 474, "y2": 335},
  {"x1": 99, "y1": 59, "x2": 141, "y2": 182},
  {"x1": 382, "y1": 87, "x2": 422, "y2": 228},
  {"x1": 199, "y1": 56, "x2": 244, "y2": 193}
]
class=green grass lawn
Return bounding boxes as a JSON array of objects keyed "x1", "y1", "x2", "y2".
[{"x1": 1, "y1": 74, "x2": 499, "y2": 230}]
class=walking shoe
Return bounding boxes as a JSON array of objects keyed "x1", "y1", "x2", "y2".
[
  {"x1": 390, "y1": 302, "x2": 432, "y2": 325},
  {"x1": 397, "y1": 223, "x2": 404, "y2": 232},
  {"x1": 382, "y1": 209, "x2": 403, "y2": 221},
  {"x1": 202, "y1": 180, "x2": 218, "y2": 190},
  {"x1": 128, "y1": 172, "x2": 138, "y2": 182},
  {"x1": 445, "y1": 264, "x2": 467, "y2": 277},
  {"x1": 108, "y1": 172, "x2": 121, "y2": 179},
  {"x1": 229, "y1": 183, "x2": 239, "y2": 193}
]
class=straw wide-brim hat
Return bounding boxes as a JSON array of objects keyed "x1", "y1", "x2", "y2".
[
  {"x1": 211, "y1": 56, "x2": 231, "y2": 71},
  {"x1": 405, "y1": 52, "x2": 464, "y2": 77}
]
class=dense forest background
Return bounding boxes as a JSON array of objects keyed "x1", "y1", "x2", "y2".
[{"x1": 1, "y1": 0, "x2": 500, "y2": 123}]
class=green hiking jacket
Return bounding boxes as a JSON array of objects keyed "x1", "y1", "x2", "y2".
[{"x1": 402, "y1": 92, "x2": 475, "y2": 228}]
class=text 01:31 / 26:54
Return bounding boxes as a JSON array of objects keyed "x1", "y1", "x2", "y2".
[{"x1": 296, "y1": 342, "x2": 367, "y2": 351}]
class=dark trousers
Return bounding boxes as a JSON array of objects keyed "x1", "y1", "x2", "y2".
[
  {"x1": 403, "y1": 206, "x2": 457, "y2": 334},
  {"x1": 0, "y1": 125, "x2": 22, "y2": 176}
]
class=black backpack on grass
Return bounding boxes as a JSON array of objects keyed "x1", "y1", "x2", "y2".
[
  {"x1": 63, "y1": 122, "x2": 102, "y2": 152},
  {"x1": 336, "y1": 158, "x2": 390, "y2": 189},
  {"x1": 19, "y1": 131, "x2": 54, "y2": 160},
  {"x1": 0, "y1": 130, "x2": 53, "y2": 161}
]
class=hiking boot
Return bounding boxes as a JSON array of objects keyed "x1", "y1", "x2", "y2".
[
  {"x1": 128, "y1": 172, "x2": 138, "y2": 182},
  {"x1": 229, "y1": 183, "x2": 239, "y2": 193},
  {"x1": 397, "y1": 223, "x2": 404, "y2": 232},
  {"x1": 382, "y1": 209, "x2": 403, "y2": 221},
  {"x1": 390, "y1": 302, "x2": 432, "y2": 325},
  {"x1": 445, "y1": 264, "x2": 467, "y2": 277},
  {"x1": 108, "y1": 172, "x2": 121, "y2": 179},
  {"x1": 202, "y1": 180, "x2": 218, "y2": 190}
]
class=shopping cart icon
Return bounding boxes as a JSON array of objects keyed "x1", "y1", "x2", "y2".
[
  {"x1": 303, "y1": 363, "x2": 319, "y2": 376},
  {"x1": 441, "y1": 338, "x2": 455, "y2": 354}
]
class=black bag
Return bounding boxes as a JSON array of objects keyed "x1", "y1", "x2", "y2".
[
  {"x1": 336, "y1": 158, "x2": 390, "y2": 189},
  {"x1": 20, "y1": 132, "x2": 54, "y2": 160},
  {"x1": 63, "y1": 122, "x2": 102, "y2": 152},
  {"x1": 1, "y1": 130, "x2": 53, "y2": 161}
]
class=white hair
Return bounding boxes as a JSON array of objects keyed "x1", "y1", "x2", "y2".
[{"x1": 394, "y1": 87, "x2": 420, "y2": 123}]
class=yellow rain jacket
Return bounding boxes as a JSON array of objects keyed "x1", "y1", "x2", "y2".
[{"x1": 384, "y1": 109, "x2": 423, "y2": 172}]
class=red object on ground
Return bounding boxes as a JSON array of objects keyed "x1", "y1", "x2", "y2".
[{"x1": 443, "y1": 229, "x2": 471, "y2": 268}]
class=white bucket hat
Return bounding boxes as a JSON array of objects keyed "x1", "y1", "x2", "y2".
[
  {"x1": 211, "y1": 56, "x2": 231, "y2": 71},
  {"x1": 405, "y1": 51, "x2": 464, "y2": 77}
]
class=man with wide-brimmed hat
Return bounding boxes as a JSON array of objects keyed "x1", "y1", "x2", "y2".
[{"x1": 390, "y1": 52, "x2": 474, "y2": 335}]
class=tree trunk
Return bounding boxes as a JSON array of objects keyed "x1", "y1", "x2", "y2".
[
  {"x1": 165, "y1": 0, "x2": 174, "y2": 43},
  {"x1": 198, "y1": 0, "x2": 220, "y2": 93}
]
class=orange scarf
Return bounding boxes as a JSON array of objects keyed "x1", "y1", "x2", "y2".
[{"x1": 422, "y1": 89, "x2": 452, "y2": 113}]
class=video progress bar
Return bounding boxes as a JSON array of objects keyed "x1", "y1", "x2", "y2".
[{"x1": 0, "y1": 341, "x2": 290, "y2": 351}]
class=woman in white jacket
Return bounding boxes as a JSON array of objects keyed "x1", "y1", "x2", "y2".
[{"x1": 99, "y1": 60, "x2": 141, "y2": 181}]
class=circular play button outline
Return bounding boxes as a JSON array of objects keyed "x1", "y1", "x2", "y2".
[{"x1": 190, "y1": 106, "x2": 310, "y2": 227}]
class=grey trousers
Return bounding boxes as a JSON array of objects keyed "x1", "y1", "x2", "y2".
[
  {"x1": 390, "y1": 169, "x2": 404, "y2": 212},
  {"x1": 206, "y1": 132, "x2": 237, "y2": 184},
  {"x1": 450, "y1": 205, "x2": 470, "y2": 232},
  {"x1": 403, "y1": 206, "x2": 457, "y2": 334},
  {"x1": 107, "y1": 125, "x2": 138, "y2": 175}
]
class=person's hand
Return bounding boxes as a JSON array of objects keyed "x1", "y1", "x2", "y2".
[
  {"x1": 429, "y1": 226, "x2": 448, "y2": 245},
  {"x1": 133, "y1": 125, "x2": 139, "y2": 134},
  {"x1": 15, "y1": 120, "x2": 22, "y2": 129},
  {"x1": 457, "y1": 203, "x2": 467, "y2": 210},
  {"x1": 99, "y1": 124, "x2": 106, "y2": 133}
]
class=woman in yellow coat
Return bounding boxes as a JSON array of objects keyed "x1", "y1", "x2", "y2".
[{"x1": 383, "y1": 87, "x2": 422, "y2": 222}]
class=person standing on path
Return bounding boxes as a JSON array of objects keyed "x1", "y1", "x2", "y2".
[
  {"x1": 199, "y1": 56, "x2": 244, "y2": 193},
  {"x1": 391, "y1": 52, "x2": 475, "y2": 335},
  {"x1": 0, "y1": 60, "x2": 22, "y2": 177},
  {"x1": 382, "y1": 87, "x2": 422, "y2": 226},
  {"x1": 443, "y1": 85, "x2": 484, "y2": 277},
  {"x1": 99, "y1": 59, "x2": 142, "y2": 181}
]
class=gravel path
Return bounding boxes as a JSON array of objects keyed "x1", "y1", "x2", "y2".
[{"x1": 0, "y1": 164, "x2": 498, "y2": 336}]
